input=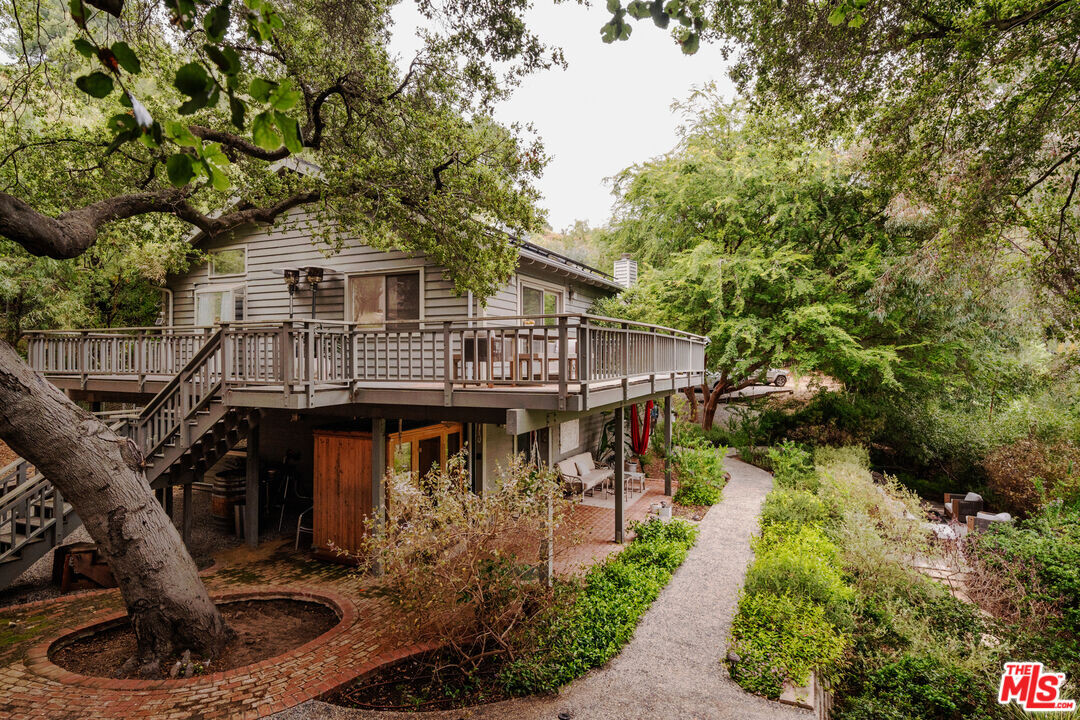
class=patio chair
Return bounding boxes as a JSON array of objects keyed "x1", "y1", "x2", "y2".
[
  {"x1": 944, "y1": 492, "x2": 984, "y2": 522},
  {"x1": 966, "y1": 511, "x2": 1014, "y2": 533},
  {"x1": 295, "y1": 506, "x2": 314, "y2": 550},
  {"x1": 557, "y1": 452, "x2": 613, "y2": 500}
]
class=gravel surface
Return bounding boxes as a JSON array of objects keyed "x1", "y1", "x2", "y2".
[{"x1": 273, "y1": 455, "x2": 812, "y2": 720}]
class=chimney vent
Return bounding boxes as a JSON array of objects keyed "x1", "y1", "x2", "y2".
[{"x1": 613, "y1": 254, "x2": 638, "y2": 289}]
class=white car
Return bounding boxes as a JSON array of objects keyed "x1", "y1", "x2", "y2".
[{"x1": 702, "y1": 368, "x2": 789, "y2": 392}]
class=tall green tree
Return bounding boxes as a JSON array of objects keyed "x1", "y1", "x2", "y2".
[
  {"x1": 0, "y1": 0, "x2": 558, "y2": 669},
  {"x1": 599, "y1": 99, "x2": 924, "y2": 428}
]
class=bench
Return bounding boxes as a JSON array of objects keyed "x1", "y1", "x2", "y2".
[
  {"x1": 944, "y1": 492, "x2": 983, "y2": 522},
  {"x1": 557, "y1": 452, "x2": 613, "y2": 501}
]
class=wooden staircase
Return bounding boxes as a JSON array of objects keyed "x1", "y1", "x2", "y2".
[{"x1": 1, "y1": 329, "x2": 256, "y2": 588}]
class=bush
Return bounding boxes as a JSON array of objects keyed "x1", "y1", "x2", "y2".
[
  {"x1": 745, "y1": 524, "x2": 854, "y2": 625},
  {"x1": 672, "y1": 437, "x2": 727, "y2": 506},
  {"x1": 760, "y1": 488, "x2": 832, "y2": 529},
  {"x1": 728, "y1": 592, "x2": 848, "y2": 699},
  {"x1": 982, "y1": 436, "x2": 1080, "y2": 515},
  {"x1": 835, "y1": 655, "x2": 995, "y2": 720},
  {"x1": 500, "y1": 519, "x2": 698, "y2": 694},
  {"x1": 767, "y1": 441, "x2": 818, "y2": 491}
]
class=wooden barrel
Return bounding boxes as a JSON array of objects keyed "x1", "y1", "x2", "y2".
[{"x1": 211, "y1": 470, "x2": 246, "y2": 531}]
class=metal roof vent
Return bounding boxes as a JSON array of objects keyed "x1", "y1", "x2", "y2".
[{"x1": 613, "y1": 254, "x2": 638, "y2": 289}]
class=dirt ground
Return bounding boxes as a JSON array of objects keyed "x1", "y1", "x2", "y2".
[{"x1": 50, "y1": 598, "x2": 338, "y2": 678}]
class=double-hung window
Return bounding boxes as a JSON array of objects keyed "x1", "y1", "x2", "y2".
[
  {"x1": 195, "y1": 285, "x2": 246, "y2": 325},
  {"x1": 520, "y1": 282, "x2": 562, "y2": 325}
]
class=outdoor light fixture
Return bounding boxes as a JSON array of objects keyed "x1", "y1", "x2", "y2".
[
  {"x1": 302, "y1": 266, "x2": 327, "y2": 319},
  {"x1": 282, "y1": 267, "x2": 300, "y2": 318}
]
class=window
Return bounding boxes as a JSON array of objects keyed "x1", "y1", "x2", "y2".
[
  {"x1": 208, "y1": 248, "x2": 246, "y2": 277},
  {"x1": 348, "y1": 271, "x2": 422, "y2": 329},
  {"x1": 521, "y1": 283, "x2": 562, "y2": 325},
  {"x1": 195, "y1": 285, "x2": 245, "y2": 325}
]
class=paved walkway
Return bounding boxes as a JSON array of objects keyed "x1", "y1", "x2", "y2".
[{"x1": 277, "y1": 456, "x2": 811, "y2": 720}]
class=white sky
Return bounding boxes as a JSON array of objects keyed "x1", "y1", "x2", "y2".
[{"x1": 389, "y1": 2, "x2": 735, "y2": 232}]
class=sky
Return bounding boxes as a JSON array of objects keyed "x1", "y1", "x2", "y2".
[{"x1": 389, "y1": 2, "x2": 736, "y2": 232}]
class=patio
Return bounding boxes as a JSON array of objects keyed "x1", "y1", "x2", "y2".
[{"x1": 0, "y1": 477, "x2": 682, "y2": 720}]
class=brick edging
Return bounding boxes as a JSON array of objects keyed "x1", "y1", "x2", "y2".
[{"x1": 25, "y1": 585, "x2": 357, "y2": 690}]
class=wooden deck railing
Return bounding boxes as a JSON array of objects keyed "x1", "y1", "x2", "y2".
[{"x1": 26, "y1": 315, "x2": 708, "y2": 406}]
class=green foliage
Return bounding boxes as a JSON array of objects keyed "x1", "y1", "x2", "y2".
[
  {"x1": 746, "y1": 523, "x2": 853, "y2": 626},
  {"x1": 671, "y1": 436, "x2": 726, "y2": 506},
  {"x1": 728, "y1": 592, "x2": 848, "y2": 699},
  {"x1": 836, "y1": 656, "x2": 995, "y2": 720},
  {"x1": 759, "y1": 488, "x2": 832, "y2": 530},
  {"x1": 594, "y1": 100, "x2": 912, "y2": 407},
  {"x1": 766, "y1": 441, "x2": 817, "y2": 491},
  {"x1": 500, "y1": 519, "x2": 698, "y2": 694}
]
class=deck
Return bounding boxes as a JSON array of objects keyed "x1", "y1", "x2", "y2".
[{"x1": 27, "y1": 314, "x2": 708, "y2": 413}]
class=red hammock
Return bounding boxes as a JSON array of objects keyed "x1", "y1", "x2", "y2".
[{"x1": 630, "y1": 401, "x2": 654, "y2": 455}]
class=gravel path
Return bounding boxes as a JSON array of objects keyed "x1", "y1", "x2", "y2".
[{"x1": 276, "y1": 455, "x2": 810, "y2": 720}]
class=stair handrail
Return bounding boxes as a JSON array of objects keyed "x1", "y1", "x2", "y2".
[
  {"x1": 125, "y1": 328, "x2": 224, "y2": 463},
  {"x1": 0, "y1": 468, "x2": 47, "y2": 509}
]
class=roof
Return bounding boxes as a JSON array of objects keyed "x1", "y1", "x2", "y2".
[{"x1": 510, "y1": 237, "x2": 623, "y2": 293}]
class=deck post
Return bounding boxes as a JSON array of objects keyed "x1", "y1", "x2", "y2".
[
  {"x1": 183, "y1": 480, "x2": 194, "y2": 547},
  {"x1": 280, "y1": 320, "x2": 293, "y2": 398},
  {"x1": 557, "y1": 316, "x2": 568, "y2": 411},
  {"x1": 615, "y1": 404, "x2": 625, "y2": 544},
  {"x1": 306, "y1": 322, "x2": 316, "y2": 406},
  {"x1": 245, "y1": 416, "x2": 260, "y2": 547},
  {"x1": 621, "y1": 322, "x2": 629, "y2": 403},
  {"x1": 580, "y1": 318, "x2": 590, "y2": 409},
  {"x1": 442, "y1": 321, "x2": 453, "y2": 406},
  {"x1": 664, "y1": 394, "x2": 673, "y2": 496},
  {"x1": 371, "y1": 417, "x2": 386, "y2": 525}
]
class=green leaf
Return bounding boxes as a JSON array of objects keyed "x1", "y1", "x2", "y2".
[
  {"x1": 175, "y1": 62, "x2": 210, "y2": 98},
  {"x1": 606, "y1": 0, "x2": 621, "y2": 13},
  {"x1": 626, "y1": 1, "x2": 651, "y2": 20},
  {"x1": 251, "y1": 111, "x2": 281, "y2": 150},
  {"x1": 827, "y1": 6, "x2": 846, "y2": 26},
  {"x1": 107, "y1": 113, "x2": 138, "y2": 134},
  {"x1": 268, "y1": 79, "x2": 300, "y2": 111},
  {"x1": 166, "y1": 153, "x2": 195, "y2": 187},
  {"x1": 273, "y1": 111, "x2": 303, "y2": 153},
  {"x1": 204, "y1": 44, "x2": 241, "y2": 75},
  {"x1": 73, "y1": 38, "x2": 95, "y2": 58},
  {"x1": 680, "y1": 32, "x2": 700, "y2": 55},
  {"x1": 204, "y1": 2, "x2": 232, "y2": 43},
  {"x1": 69, "y1": 0, "x2": 87, "y2": 28},
  {"x1": 249, "y1": 77, "x2": 276, "y2": 103},
  {"x1": 110, "y1": 42, "x2": 141, "y2": 74},
  {"x1": 229, "y1": 95, "x2": 246, "y2": 129},
  {"x1": 165, "y1": 120, "x2": 201, "y2": 148},
  {"x1": 847, "y1": 13, "x2": 865, "y2": 28},
  {"x1": 75, "y1": 72, "x2": 114, "y2": 98}
]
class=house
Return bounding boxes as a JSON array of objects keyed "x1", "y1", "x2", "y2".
[{"x1": 6, "y1": 211, "x2": 706, "y2": 583}]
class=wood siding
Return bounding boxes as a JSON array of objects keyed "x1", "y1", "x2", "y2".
[
  {"x1": 312, "y1": 429, "x2": 373, "y2": 554},
  {"x1": 167, "y1": 210, "x2": 614, "y2": 326}
]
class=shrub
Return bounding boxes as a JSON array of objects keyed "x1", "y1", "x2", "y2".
[
  {"x1": 500, "y1": 519, "x2": 698, "y2": 694},
  {"x1": 982, "y1": 436, "x2": 1080, "y2": 515},
  {"x1": 835, "y1": 655, "x2": 995, "y2": 720},
  {"x1": 767, "y1": 441, "x2": 818, "y2": 491},
  {"x1": 745, "y1": 524, "x2": 854, "y2": 625},
  {"x1": 672, "y1": 437, "x2": 727, "y2": 506},
  {"x1": 760, "y1": 487, "x2": 832, "y2": 529},
  {"x1": 728, "y1": 592, "x2": 848, "y2": 699}
]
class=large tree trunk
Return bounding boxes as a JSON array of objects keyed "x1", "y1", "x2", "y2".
[
  {"x1": 702, "y1": 383, "x2": 726, "y2": 431},
  {"x1": 0, "y1": 341, "x2": 229, "y2": 672}
]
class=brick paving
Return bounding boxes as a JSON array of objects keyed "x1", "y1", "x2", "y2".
[{"x1": 0, "y1": 479, "x2": 675, "y2": 720}]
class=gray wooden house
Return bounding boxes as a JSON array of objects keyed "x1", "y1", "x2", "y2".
[{"x1": 3, "y1": 211, "x2": 705, "y2": 583}]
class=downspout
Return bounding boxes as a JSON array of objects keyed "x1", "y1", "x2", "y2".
[{"x1": 158, "y1": 287, "x2": 174, "y2": 327}]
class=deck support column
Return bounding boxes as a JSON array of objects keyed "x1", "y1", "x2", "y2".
[
  {"x1": 615, "y1": 405, "x2": 625, "y2": 544},
  {"x1": 664, "y1": 394, "x2": 673, "y2": 496},
  {"x1": 371, "y1": 418, "x2": 386, "y2": 524},
  {"x1": 183, "y1": 480, "x2": 194, "y2": 547},
  {"x1": 245, "y1": 420, "x2": 260, "y2": 548}
]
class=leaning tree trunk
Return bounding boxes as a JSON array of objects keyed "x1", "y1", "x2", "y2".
[
  {"x1": 702, "y1": 383, "x2": 726, "y2": 432},
  {"x1": 0, "y1": 341, "x2": 229, "y2": 672}
]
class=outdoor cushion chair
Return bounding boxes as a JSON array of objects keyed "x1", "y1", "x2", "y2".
[
  {"x1": 944, "y1": 492, "x2": 984, "y2": 522},
  {"x1": 557, "y1": 451, "x2": 613, "y2": 500},
  {"x1": 966, "y1": 511, "x2": 1013, "y2": 533}
]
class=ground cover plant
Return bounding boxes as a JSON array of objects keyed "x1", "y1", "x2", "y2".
[
  {"x1": 728, "y1": 446, "x2": 1004, "y2": 719},
  {"x1": 670, "y1": 435, "x2": 727, "y2": 507},
  {"x1": 334, "y1": 456, "x2": 699, "y2": 709}
]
